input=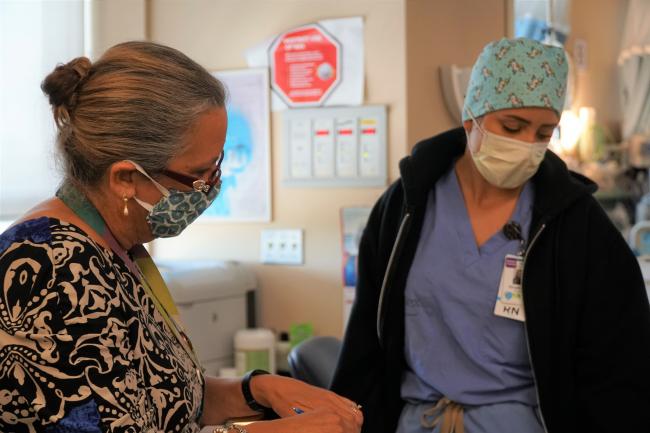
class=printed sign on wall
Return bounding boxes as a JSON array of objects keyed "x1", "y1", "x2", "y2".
[
  {"x1": 247, "y1": 17, "x2": 364, "y2": 111},
  {"x1": 270, "y1": 24, "x2": 341, "y2": 107}
]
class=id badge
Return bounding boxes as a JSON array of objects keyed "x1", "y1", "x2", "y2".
[{"x1": 494, "y1": 254, "x2": 525, "y2": 322}]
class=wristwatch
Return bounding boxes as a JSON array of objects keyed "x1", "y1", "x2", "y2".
[{"x1": 241, "y1": 369, "x2": 271, "y2": 413}]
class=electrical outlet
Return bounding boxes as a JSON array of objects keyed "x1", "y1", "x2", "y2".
[{"x1": 260, "y1": 229, "x2": 303, "y2": 265}]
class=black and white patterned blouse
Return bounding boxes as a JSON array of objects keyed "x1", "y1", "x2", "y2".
[{"x1": 0, "y1": 217, "x2": 204, "y2": 433}]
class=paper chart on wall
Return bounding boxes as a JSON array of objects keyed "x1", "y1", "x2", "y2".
[{"x1": 201, "y1": 68, "x2": 271, "y2": 222}]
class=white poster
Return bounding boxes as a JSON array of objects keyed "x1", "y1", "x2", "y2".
[
  {"x1": 246, "y1": 16, "x2": 364, "y2": 111},
  {"x1": 340, "y1": 206, "x2": 372, "y2": 329},
  {"x1": 202, "y1": 68, "x2": 271, "y2": 221}
]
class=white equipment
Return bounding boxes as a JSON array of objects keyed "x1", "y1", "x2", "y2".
[{"x1": 157, "y1": 260, "x2": 258, "y2": 376}]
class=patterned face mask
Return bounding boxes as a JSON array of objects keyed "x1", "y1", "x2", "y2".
[{"x1": 128, "y1": 161, "x2": 221, "y2": 238}]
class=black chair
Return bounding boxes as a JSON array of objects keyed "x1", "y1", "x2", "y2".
[{"x1": 288, "y1": 336, "x2": 342, "y2": 388}]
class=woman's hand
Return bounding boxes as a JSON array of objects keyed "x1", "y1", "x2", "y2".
[
  {"x1": 246, "y1": 408, "x2": 361, "y2": 433},
  {"x1": 251, "y1": 374, "x2": 362, "y2": 429}
]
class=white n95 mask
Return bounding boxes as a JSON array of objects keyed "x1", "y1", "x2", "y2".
[{"x1": 467, "y1": 119, "x2": 548, "y2": 189}]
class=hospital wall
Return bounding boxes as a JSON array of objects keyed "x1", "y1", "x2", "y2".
[
  {"x1": 89, "y1": 0, "x2": 627, "y2": 337},
  {"x1": 404, "y1": 0, "x2": 630, "y2": 144},
  {"x1": 566, "y1": 0, "x2": 628, "y2": 136},
  {"x1": 89, "y1": 0, "x2": 408, "y2": 337},
  {"x1": 405, "y1": 0, "x2": 507, "y2": 145}
]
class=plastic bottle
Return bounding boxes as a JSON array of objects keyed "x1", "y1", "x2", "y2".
[
  {"x1": 234, "y1": 328, "x2": 276, "y2": 375},
  {"x1": 218, "y1": 367, "x2": 238, "y2": 378},
  {"x1": 275, "y1": 331, "x2": 292, "y2": 376}
]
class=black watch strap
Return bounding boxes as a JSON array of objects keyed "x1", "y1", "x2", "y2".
[{"x1": 241, "y1": 369, "x2": 271, "y2": 412}]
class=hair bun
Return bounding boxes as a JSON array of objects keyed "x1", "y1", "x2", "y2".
[{"x1": 41, "y1": 57, "x2": 92, "y2": 109}]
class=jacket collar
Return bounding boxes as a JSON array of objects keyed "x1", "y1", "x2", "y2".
[{"x1": 398, "y1": 127, "x2": 598, "y2": 221}]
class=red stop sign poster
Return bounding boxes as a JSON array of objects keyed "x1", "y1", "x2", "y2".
[{"x1": 269, "y1": 24, "x2": 342, "y2": 107}]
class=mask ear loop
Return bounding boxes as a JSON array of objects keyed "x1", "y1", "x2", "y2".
[
  {"x1": 466, "y1": 107, "x2": 487, "y2": 135},
  {"x1": 465, "y1": 107, "x2": 488, "y2": 157},
  {"x1": 125, "y1": 160, "x2": 171, "y2": 197},
  {"x1": 124, "y1": 160, "x2": 171, "y2": 212}
]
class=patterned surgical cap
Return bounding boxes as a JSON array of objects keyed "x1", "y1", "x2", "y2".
[{"x1": 462, "y1": 38, "x2": 568, "y2": 121}]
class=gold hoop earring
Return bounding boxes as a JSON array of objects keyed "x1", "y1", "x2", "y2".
[{"x1": 123, "y1": 195, "x2": 129, "y2": 217}]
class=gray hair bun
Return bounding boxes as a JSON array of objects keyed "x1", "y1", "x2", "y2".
[{"x1": 41, "y1": 57, "x2": 92, "y2": 127}]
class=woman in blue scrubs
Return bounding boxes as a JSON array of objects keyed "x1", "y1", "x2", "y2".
[{"x1": 331, "y1": 38, "x2": 650, "y2": 433}]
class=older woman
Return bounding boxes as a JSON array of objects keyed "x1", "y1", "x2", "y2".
[
  {"x1": 331, "y1": 38, "x2": 650, "y2": 433},
  {"x1": 0, "y1": 41, "x2": 362, "y2": 433}
]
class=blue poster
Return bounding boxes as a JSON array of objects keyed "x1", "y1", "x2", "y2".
[{"x1": 202, "y1": 69, "x2": 271, "y2": 221}]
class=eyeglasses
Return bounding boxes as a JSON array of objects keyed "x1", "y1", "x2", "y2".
[{"x1": 162, "y1": 152, "x2": 224, "y2": 194}]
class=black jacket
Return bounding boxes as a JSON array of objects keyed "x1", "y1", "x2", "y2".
[{"x1": 331, "y1": 127, "x2": 650, "y2": 433}]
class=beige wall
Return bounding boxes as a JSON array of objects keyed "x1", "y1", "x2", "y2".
[
  {"x1": 147, "y1": 0, "x2": 408, "y2": 337},
  {"x1": 89, "y1": 0, "x2": 629, "y2": 337},
  {"x1": 404, "y1": 0, "x2": 630, "y2": 144},
  {"x1": 87, "y1": 0, "x2": 146, "y2": 59},
  {"x1": 405, "y1": 0, "x2": 507, "y2": 146},
  {"x1": 566, "y1": 0, "x2": 628, "y2": 137}
]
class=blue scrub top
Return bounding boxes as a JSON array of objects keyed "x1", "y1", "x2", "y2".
[{"x1": 401, "y1": 164, "x2": 537, "y2": 407}]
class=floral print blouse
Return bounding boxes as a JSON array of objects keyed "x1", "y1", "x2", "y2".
[{"x1": 0, "y1": 217, "x2": 204, "y2": 433}]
